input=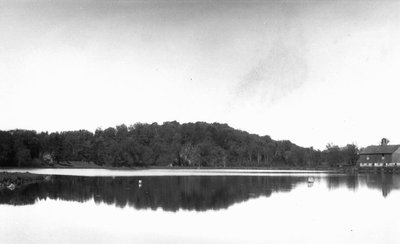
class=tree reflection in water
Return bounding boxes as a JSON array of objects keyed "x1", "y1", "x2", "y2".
[{"x1": 1, "y1": 174, "x2": 400, "y2": 210}]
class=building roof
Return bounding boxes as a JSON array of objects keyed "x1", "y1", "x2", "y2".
[{"x1": 360, "y1": 145, "x2": 400, "y2": 155}]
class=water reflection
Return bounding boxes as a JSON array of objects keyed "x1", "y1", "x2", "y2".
[
  {"x1": 1, "y1": 173, "x2": 400, "y2": 210},
  {"x1": 325, "y1": 173, "x2": 400, "y2": 197}
]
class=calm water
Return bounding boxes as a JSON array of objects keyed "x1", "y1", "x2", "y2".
[{"x1": 0, "y1": 169, "x2": 399, "y2": 244}]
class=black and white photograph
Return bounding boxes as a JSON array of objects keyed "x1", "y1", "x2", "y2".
[{"x1": 1, "y1": 0, "x2": 400, "y2": 243}]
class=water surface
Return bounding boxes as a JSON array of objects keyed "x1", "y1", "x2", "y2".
[{"x1": 0, "y1": 169, "x2": 399, "y2": 243}]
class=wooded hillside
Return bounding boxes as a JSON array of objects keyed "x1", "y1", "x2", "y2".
[{"x1": 0, "y1": 122, "x2": 359, "y2": 168}]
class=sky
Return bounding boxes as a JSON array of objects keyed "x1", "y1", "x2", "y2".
[{"x1": 1, "y1": 0, "x2": 400, "y2": 149}]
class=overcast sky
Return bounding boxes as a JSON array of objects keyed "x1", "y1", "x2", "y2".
[{"x1": 1, "y1": 0, "x2": 400, "y2": 149}]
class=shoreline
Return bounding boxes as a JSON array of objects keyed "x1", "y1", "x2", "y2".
[
  {"x1": 0, "y1": 164, "x2": 346, "y2": 171},
  {"x1": 0, "y1": 167, "x2": 343, "y2": 178},
  {"x1": 0, "y1": 172, "x2": 49, "y2": 191},
  {"x1": 1, "y1": 165, "x2": 399, "y2": 179},
  {"x1": 0, "y1": 161, "x2": 351, "y2": 171},
  {"x1": 1, "y1": 165, "x2": 399, "y2": 172}
]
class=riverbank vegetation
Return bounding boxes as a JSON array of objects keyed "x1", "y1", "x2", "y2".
[
  {"x1": 0, "y1": 122, "x2": 359, "y2": 168},
  {"x1": 0, "y1": 172, "x2": 48, "y2": 191}
]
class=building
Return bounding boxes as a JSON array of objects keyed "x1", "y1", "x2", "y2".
[{"x1": 359, "y1": 140, "x2": 400, "y2": 167}]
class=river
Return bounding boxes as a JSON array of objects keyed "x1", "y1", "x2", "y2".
[{"x1": 0, "y1": 169, "x2": 399, "y2": 243}]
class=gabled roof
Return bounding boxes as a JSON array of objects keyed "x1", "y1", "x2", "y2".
[{"x1": 360, "y1": 145, "x2": 400, "y2": 155}]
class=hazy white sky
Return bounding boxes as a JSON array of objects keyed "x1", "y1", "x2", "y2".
[{"x1": 1, "y1": 0, "x2": 400, "y2": 149}]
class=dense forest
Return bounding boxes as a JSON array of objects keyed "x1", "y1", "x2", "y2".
[{"x1": 0, "y1": 121, "x2": 359, "y2": 168}]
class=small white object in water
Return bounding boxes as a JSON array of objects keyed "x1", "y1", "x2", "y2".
[
  {"x1": 307, "y1": 177, "x2": 314, "y2": 183},
  {"x1": 7, "y1": 183, "x2": 15, "y2": 190}
]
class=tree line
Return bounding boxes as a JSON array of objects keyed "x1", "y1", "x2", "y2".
[{"x1": 0, "y1": 121, "x2": 359, "y2": 168}]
